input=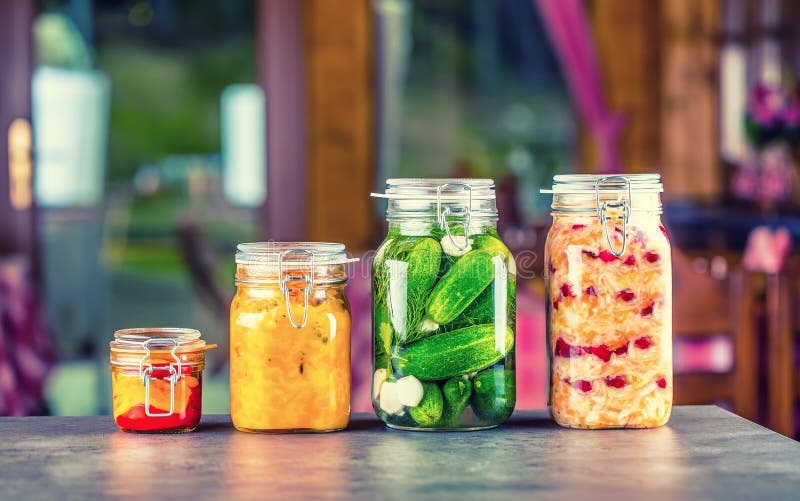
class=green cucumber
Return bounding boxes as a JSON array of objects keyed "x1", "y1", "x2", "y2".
[
  {"x1": 451, "y1": 275, "x2": 515, "y2": 327},
  {"x1": 442, "y1": 377, "x2": 472, "y2": 427},
  {"x1": 454, "y1": 235, "x2": 516, "y2": 330},
  {"x1": 393, "y1": 324, "x2": 514, "y2": 381},
  {"x1": 460, "y1": 286, "x2": 495, "y2": 325},
  {"x1": 425, "y1": 250, "x2": 494, "y2": 325},
  {"x1": 471, "y1": 366, "x2": 515, "y2": 423},
  {"x1": 403, "y1": 237, "x2": 441, "y2": 299},
  {"x1": 408, "y1": 382, "x2": 444, "y2": 427},
  {"x1": 473, "y1": 233, "x2": 509, "y2": 256}
]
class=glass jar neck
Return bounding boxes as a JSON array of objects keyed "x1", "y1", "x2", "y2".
[
  {"x1": 551, "y1": 192, "x2": 663, "y2": 216},
  {"x1": 388, "y1": 216, "x2": 497, "y2": 236},
  {"x1": 234, "y1": 241, "x2": 351, "y2": 287},
  {"x1": 235, "y1": 262, "x2": 348, "y2": 286}
]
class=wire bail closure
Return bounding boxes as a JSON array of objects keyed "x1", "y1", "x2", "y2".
[
  {"x1": 595, "y1": 176, "x2": 632, "y2": 257},
  {"x1": 139, "y1": 338, "x2": 182, "y2": 417},
  {"x1": 436, "y1": 182, "x2": 472, "y2": 252},
  {"x1": 279, "y1": 249, "x2": 314, "y2": 329}
]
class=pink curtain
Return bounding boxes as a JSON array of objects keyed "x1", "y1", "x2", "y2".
[
  {"x1": 0, "y1": 259, "x2": 54, "y2": 416},
  {"x1": 535, "y1": 0, "x2": 624, "y2": 173}
]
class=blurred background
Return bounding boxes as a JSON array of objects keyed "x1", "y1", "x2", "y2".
[{"x1": 1, "y1": 0, "x2": 800, "y2": 438}]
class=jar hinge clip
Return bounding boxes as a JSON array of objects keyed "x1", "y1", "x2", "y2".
[
  {"x1": 595, "y1": 175, "x2": 631, "y2": 257},
  {"x1": 436, "y1": 182, "x2": 472, "y2": 251},
  {"x1": 138, "y1": 338, "x2": 182, "y2": 417},
  {"x1": 279, "y1": 249, "x2": 314, "y2": 329}
]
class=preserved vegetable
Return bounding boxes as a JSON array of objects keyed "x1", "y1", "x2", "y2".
[
  {"x1": 371, "y1": 179, "x2": 516, "y2": 430},
  {"x1": 543, "y1": 174, "x2": 672, "y2": 429},
  {"x1": 230, "y1": 242, "x2": 352, "y2": 433},
  {"x1": 109, "y1": 328, "x2": 211, "y2": 433}
]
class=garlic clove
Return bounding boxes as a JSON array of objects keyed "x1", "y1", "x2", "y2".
[
  {"x1": 440, "y1": 236, "x2": 473, "y2": 257},
  {"x1": 379, "y1": 381, "x2": 403, "y2": 414},
  {"x1": 396, "y1": 375, "x2": 424, "y2": 407},
  {"x1": 372, "y1": 368, "x2": 387, "y2": 401}
]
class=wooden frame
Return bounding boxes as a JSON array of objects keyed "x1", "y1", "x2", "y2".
[
  {"x1": 766, "y1": 272, "x2": 796, "y2": 437},
  {"x1": 256, "y1": 0, "x2": 375, "y2": 250},
  {"x1": 587, "y1": 0, "x2": 721, "y2": 201},
  {"x1": 672, "y1": 252, "x2": 759, "y2": 421},
  {"x1": 302, "y1": 0, "x2": 375, "y2": 251}
]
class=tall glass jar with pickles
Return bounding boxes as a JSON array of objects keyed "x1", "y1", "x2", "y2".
[
  {"x1": 370, "y1": 179, "x2": 516, "y2": 430},
  {"x1": 230, "y1": 242, "x2": 353, "y2": 433}
]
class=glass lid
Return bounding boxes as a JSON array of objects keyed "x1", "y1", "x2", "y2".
[
  {"x1": 372, "y1": 178, "x2": 498, "y2": 218},
  {"x1": 372, "y1": 178, "x2": 497, "y2": 200},
  {"x1": 541, "y1": 174, "x2": 663, "y2": 194},
  {"x1": 235, "y1": 242, "x2": 356, "y2": 267},
  {"x1": 110, "y1": 328, "x2": 205, "y2": 351}
]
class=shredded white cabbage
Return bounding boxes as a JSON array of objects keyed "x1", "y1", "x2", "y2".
[{"x1": 546, "y1": 218, "x2": 672, "y2": 428}]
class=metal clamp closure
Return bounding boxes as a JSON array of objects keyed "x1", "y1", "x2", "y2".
[
  {"x1": 279, "y1": 249, "x2": 314, "y2": 328},
  {"x1": 138, "y1": 338, "x2": 182, "y2": 417},
  {"x1": 436, "y1": 182, "x2": 472, "y2": 251},
  {"x1": 595, "y1": 176, "x2": 631, "y2": 257}
]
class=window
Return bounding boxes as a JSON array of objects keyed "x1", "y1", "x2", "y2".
[{"x1": 375, "y1": 0, "x2": 575, "y2": 221}]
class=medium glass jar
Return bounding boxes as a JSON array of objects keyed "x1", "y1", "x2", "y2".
[
  {"x1": 109, "y1": 328, "x2": 211, "y2": 433},
  {"x1": 370, "y1": 179, "x2": 516, "y2": 431},
  {"x1": 230, "y1": 242, "x2": 353, "y2": 433},
  {"x1": 542, "y1": 174, "x2": 672, "y2": 429}
]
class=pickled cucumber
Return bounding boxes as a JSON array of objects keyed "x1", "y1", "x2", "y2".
[
  {"x1": 442, "y1": 377, "x2": 472, "y2": 427},
  {"x1": 471, "y1": 366, "x2": 515, "y2": 423},
  {"x1": 408, "y1": 382, "x2": 444, "y2": 427}
]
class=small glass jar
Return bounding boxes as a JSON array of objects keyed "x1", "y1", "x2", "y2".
[
  {"x1": 542, "y1": 174, "x2": 673, "y2": 429},
  {"x1": 109, "y1": 328, "x2": 210, "y2": 433},
  {"x1": 370, "y1": 179, "x2": 516, "y2": 431},
  {"x1": 230, "y1": 242, "x2": 353, "y2": 433}
]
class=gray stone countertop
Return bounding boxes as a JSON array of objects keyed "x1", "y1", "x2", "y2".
[{"x1": 1, "y1": 406, "x2": 798, "y2": 500}]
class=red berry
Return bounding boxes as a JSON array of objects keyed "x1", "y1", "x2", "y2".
[
  {"x1": 560, "y1": 283, "x2": 575, "y2": 298},
  {"x1": 644, "y1": 252, "x2": 660, "y2": 263},
  {"x1": 640, "y1": 303, "x2": 654, "y2": 317},
  {"x1": 656, "y1": 377, "x2": 667, "y2": 389},
  {"x1": 617, "y1": 289, "x2": 635, "y2": 302},
  {"x1": 582, "y1": 250, "x2": 598, "y2": 259},
  {"x1": 614, "y1": 344, "x2": 628, "y2": 356},
  {"x1": 586, "y1": 345, "x2": 611, "y2": 362},
  {"x1": 571, "y1": 380, "x2": 593, "y2": 392},
  {"x1": 634, "y1": 336, "x2": 652, "y2": 349},
  {"x1": 552, "y1": 298, "x2": 560, "y2": 310},
  {"x1": 572, "y1": 224, "x2": 586, "y2": 230},
  {"x1": 555, "y1": 337, "x2": 571, "y2": 357},
  {"x1": 598, "y1": 250, "x2": 617, "y2": 262},
  {"x1": 584, "y1": 285, "x2": 597, "y2": 296},
  {"x1": 623, "y1": 255, "x2": 636, "y2": 266},
  {"x1": 605, "y1": 375, "x2": 627, "y2": 388}
]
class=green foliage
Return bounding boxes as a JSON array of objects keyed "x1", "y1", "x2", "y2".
[
  {"x1": 373, "y1": 237, "x2": 441, "y2": 344},
  {"x1": 96, "y1": 41, "x2": 254, "y2": 181}
]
